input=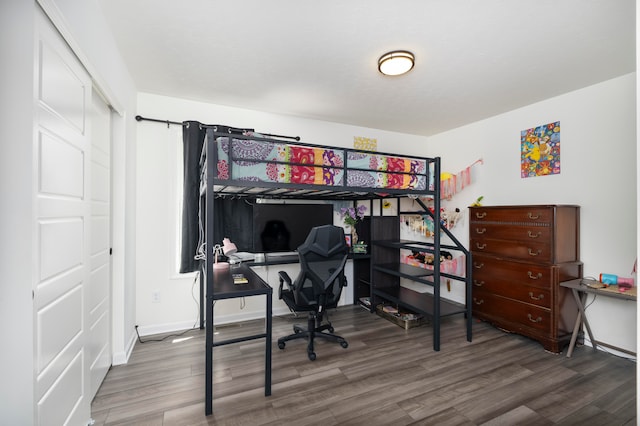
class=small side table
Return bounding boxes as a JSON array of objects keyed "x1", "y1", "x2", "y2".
[{"x1": 560, "y1": 278, "x2": 636, "y2": 358}]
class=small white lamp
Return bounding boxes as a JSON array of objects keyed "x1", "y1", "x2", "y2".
[{"x1": 213, "y1": 238, "x2": 238, "y2": 270}]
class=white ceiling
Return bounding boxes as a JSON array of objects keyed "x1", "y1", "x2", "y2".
[{"x1": 98, "y1": 0, "x2": 635, "y2": 137}]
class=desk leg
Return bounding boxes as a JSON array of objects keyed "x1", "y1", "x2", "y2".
[
  {"x1": 265, "y1": 292, "x2": 272, "y2": 396},
  {"x1": 566, "y1": 288, "x2": 597, "y2": 358},
  {"x1": 566, "y1": 306, "x2": 582, "y2": 358},
  {"x1": 199, "y1": 266, "x2": 205, "y2": 330},
  {"x1": 578, "y1": 293, "x2": 597, "y2": 354},
  {"x1": 205, "y1": 296, "x2": 214, "y2": 415}
]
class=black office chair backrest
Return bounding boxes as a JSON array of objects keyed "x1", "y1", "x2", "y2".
[{"x1": 294, "y1": 225, "x2": 349, "y2": 308}]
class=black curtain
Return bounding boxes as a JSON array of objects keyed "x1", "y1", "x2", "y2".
[
  {"x1": 180, "y1": 123, "x2": 256, "y2": 272},
  {"x1": 213, "y1": 198, "x2": 254, "y2": 253},
  {"x1": 180, "y1": 121, "x2": 206, "y2": 273}
]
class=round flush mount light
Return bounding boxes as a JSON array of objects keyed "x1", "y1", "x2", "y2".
[{"x1": 378, "y1": 50, "x2": 415, "y2": 76}]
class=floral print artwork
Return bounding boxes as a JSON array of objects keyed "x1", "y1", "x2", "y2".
[{"x1": 521, "y1": 121, "x2": 560, "y2": 178}]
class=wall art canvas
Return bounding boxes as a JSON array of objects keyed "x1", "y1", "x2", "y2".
[
  {"x1": 521, "y1": 121, "x2": 560, "y2": 178},
  {"x1": 354, "y1": 136, "x2": 377, "y2": 151}
]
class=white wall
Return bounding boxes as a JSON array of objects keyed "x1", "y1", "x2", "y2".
[
  {"x1": 426, "y1": 73, "x2": 637, "y2": 355},
  {"x1": 0, "y1": 1, "x2": 36, "y2": 422},
  {"x1": 134, "y1": 93, "x2": 427, "y2": 333}
]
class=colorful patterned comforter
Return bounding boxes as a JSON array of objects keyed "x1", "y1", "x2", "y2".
[{"x1": 215, "y1": 137, "x2": 429, "y2": 191}]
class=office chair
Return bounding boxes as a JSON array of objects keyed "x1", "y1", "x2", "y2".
[{"x1": 277, "y1": 225, "x2": 349, "y2": 361}]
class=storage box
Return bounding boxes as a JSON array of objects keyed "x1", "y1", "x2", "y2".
[{"x1": 375, "y1": 304, "x2": 428, "y2": 330}]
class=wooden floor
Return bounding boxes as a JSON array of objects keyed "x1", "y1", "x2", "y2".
[{"x1": 91, "y1": 305, "x2": 636, "y2": 425}]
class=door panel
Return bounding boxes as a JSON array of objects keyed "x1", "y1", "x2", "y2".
[
  {"x1": 38, "y1": 218, "x2": 83, "y2": 280},
  {"x1": 88, "y1": 91, "x2": 112, "y2": 399},
  {"x1": 35, "y1": 9, "x2": 91, "y2": 425},
  {"x1": 37, "y1": 351, "x2": 84, "y2": 426},
  {"x1": 39, "y1": 132, "x2": 84, "y2": 197}
]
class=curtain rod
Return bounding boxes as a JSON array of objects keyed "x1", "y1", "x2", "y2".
[
  {"x1": 135, "y1": 115, "x2": 182, "y2": 127},
  {"x1": 134, "y1": 115, "x2": 300, "y2": 141}
]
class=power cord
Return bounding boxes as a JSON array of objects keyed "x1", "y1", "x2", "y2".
[
  {"x1": 136, "y1": 272, "x2": 203, "y2": 344},
  {"x1": 134, "y1": 324, "x2": 199, "y2": 344}
]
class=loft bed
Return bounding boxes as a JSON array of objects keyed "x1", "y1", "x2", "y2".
[{"x1": 199, "y1": 128, "x2": 472, "y2": 411}]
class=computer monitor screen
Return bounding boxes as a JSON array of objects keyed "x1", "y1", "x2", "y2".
[{"x1": 252, "y1": 204, "x2": 333, "y2": 252}]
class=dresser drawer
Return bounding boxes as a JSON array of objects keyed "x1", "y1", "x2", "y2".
[
  {"x1": 471, "y1": 290, "x2": 552, "y2": 333},
  {"x1": 472, "y1": 280, "x2": 551, "y2": 309},
  {"x1": 470, "y1": 223, "x2": 552, "y2": 244},
  {"x1": 471, "y1": 253, "x2": 582, "y2": 285},
  {"x1": 470, "y1": 206, "x2": 554, "y2": 224},
  {"x1": 470, "y1": 237, "x2": 552, "y2": 263},
  {"x1": 471, "y1": 253, "x2": 553, "y2": 288}
]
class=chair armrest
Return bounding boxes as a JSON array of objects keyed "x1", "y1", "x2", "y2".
[
  {"x1": 278, "y1": 271, "x2": 292, "y2": 300},
  {"x1": 329, "y1": 267, "x2": 348, "y2": 288},
  {"x1": 340, "y1": 274, "x2": 348, "y2": 287}
]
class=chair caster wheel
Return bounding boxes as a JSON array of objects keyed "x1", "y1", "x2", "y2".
[
  {"x1": 340, "y1": 341, "x2": 348, "y2": 349},
  {"x1": 328, "y1": 326, "x2": 334, "y2": 333},
  {"x1": 278, "y1": 341, "x2": 285, "y2": 350},
  {"x1": 308, "y1": 352, "x2": 316, "y2": 361}
]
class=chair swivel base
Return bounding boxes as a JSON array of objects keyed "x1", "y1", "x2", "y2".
[{"x1": 277, "y1": 316, "x2": 348, "y2": 361}]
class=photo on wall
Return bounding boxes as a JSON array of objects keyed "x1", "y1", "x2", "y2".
[{"x1": 521, "y1": 121, "x2": 560, "y2": 178}]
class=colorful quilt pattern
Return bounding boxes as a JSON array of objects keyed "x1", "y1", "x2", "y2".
[{"x1": 215, "y1": 137, "x2": 429, "y2": 191}]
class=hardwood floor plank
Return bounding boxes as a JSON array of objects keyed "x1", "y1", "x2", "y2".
[
  {"x1": 478, "y1": 405, "x2": 552, "y2": 426},
  {"x1": 91, "y1": 305, "x2": 636, "y2": 425}
]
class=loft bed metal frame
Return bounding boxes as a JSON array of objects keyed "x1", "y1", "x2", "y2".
[{"x1": 199, "y1": 128, "x2": 472, "y2": 412}]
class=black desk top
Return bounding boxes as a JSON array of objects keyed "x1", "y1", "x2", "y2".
[
  {"x1": 212, "y1": 264, "x2": 272, "y2": 300},
  {"x1": 561, "y1": 278, "x2": 637, "y2": 301},
  {"x1": 247, "y1": 252, "x2": 370, "y2": 267}
]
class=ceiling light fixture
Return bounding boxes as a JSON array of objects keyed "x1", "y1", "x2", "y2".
[{"x1": 378, "y1": 50, "x2": 415, "y2": 76}]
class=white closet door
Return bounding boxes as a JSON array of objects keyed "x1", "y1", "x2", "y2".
[
  {"x1": 88, "y1": 91, "x2": 112, "y2": 400},
  {"x1": 34, "y1": 8, "x2": 92, "y2": 425}
]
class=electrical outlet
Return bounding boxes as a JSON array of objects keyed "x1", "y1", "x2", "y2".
[{"x1": 152, "y1": 290, "x2": 161, "y2": 303}]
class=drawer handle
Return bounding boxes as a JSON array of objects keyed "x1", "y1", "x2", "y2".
[
  {"x1": 528, "y1": 248, "x2": 541, "y2": 256},
  {"x1": 475, "y1": 228, "x2": 487, "y2": 234},
  {"x1": 527, "y1": 231, "x2": 541, "y2": 238},
  {"x1": 527, "y1": 212, "x2": 540, "y2": 220},
  {"x1": 475, "y1": 242, "x2": 487, "y2": 250},
  {"x1": 527, "y1": 271, "x2": 542, "y2": 280},
  {"x1": 473, "y1": 280, "x2": 484, "y2": 287},
  {"x1": 527, "y1": 314, "x2": 542, "y2": 323},
  {"x1": 475, "y1": 212, "x2": 487, "y2": 219},
  {"x1": 529, "y1": 292, "x2": 544, "y2": 301},
  {"x1": 473, "y1": 298, "x2": 484, "y2": 305},
  {"x1": 473, "y1": 262, "x2": 484, "y2": 269}
]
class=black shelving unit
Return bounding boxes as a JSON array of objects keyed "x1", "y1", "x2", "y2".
[{"x1": 368, "y1": 200, "x2": 472, "y2": 351}]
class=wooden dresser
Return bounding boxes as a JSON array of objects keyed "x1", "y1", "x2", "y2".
[{"x1": 468, "y1": 205, "x2": 582, "y2": 353}]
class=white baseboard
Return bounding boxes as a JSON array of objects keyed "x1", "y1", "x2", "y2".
[
  {"x1": 112, "y1": 329, "x2": 138, "y2": 365},
  {"x1": 135, "y1": 306, "x2": 292, "y2": 337}
]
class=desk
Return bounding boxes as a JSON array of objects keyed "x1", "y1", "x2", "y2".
[
  {"x1": 199, "y1": 254, "x2": 367, "y2": 329},
  {"x1": 560, "y1": 278, "x2": 636, "y2": 358},
  {"x1": 205, "y1": 264, "x2": 272, "y2": 416}
]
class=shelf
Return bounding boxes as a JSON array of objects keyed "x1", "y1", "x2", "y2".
[
  {"x1": 373, "y1": 239, "x2": 466, "y2": 253},
  {"x1": 374, "y1": 262, "x2": 435, "y2": 279},
  {"x1": 368, "y1": 205, "x2": 473, "y2": 351},
  {"x1": 372, "y1": 286, "x2": 467, "y2": 318}
]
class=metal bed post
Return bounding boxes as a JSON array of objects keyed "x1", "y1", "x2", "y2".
[
  {"x1": 204, "y1": 133, "x2": 216, "y2": 416},
  {"x1": 432, "y1": 158, "x2": 441, "y2": 351}
]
